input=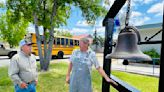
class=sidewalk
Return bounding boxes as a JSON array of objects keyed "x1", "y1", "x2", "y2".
[{"x1": 96, "y1": 53, "x2": 160, "y2": 77}]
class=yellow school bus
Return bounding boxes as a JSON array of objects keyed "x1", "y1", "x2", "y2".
[{"x1": 30, "y1": 33, "x2": 79, "y2": 58}]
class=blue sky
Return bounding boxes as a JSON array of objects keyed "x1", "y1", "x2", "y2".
[
  {"x1": 60, "y1": 0, "x2": 163, "y2": 37},
  {"x1": 0, "y1": 0, "x2": 163, "y2": 37}
]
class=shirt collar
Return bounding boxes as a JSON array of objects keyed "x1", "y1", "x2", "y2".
[{"x1": 20, "y1": 51, "x2": 30, "y2": 57}]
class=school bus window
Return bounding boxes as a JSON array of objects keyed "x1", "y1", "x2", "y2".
[
  {"x1": 54, "y1": 38, "x2": 56, "y2": 44},
  {"x1": 74, "y1": 40, "x2": 79, "y2": 46},
  {"x1": 53, "y1": 38, "x2": 56, "y2": 47},
  {"x1": 57, "y1": 38, "x2": 60, "y2": 45},
  {"x1": 70, "y1": 39, "x2": 73, "y2": 46},
  {"x1": 77, "y1": 40, "x2": 79, "y2": 45},
  {"x1": 41, "y1": 41, "x2": 44, "y2": 44},
  {"x1": 61, "y1": 38, "x2": 65, "y2": 45},
  {"x1": 66, "y1": 39, "x2": 68, "y2": 45}
]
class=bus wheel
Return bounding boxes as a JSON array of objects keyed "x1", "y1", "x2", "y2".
[
  {"x1": 52, "y1": 55, "x2": 57, "y2": 59},
  {"x1": 57, "y1": 51, "x2": 64, "y2": 59}
]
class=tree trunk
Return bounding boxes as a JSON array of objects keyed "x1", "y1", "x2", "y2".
[
  {"x1": 33, "y1": 12, "x2": 45, "y2": 70},
  {"x1": 33, "y1": 0, "x2": 57, "y2": 71},
  {"x1": 44, "y1": 29, "x2": 54, "y2": 70},
  {"x1": 43, "y1": 27, "x2": 48, "y2": 70},
  {"x1": 44, "y1": 0, "x2": 57, "y2": 70},
  {"x1": 42, "y1": 0, "x2": 48, "y2": 71}
]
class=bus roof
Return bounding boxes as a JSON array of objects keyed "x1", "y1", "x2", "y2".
[
  {"x1": 31, "y1": 33, "x2": 79, "y2": 40},
  {"x1": 54, "y1": 36, "x2": 80, "y2": 40}
]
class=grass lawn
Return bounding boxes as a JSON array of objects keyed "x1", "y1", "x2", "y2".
[{"x1": 0, "y1": 62, "x2": 159, "y2": 92}]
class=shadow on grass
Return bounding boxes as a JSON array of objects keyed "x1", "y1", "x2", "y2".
[{"x1": 36, "y1": 56, "x2": 70, "y2": 61}]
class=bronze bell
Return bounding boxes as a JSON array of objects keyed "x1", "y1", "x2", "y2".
[{"x1": 106, "y1": 26, "x2": 152, "y2": 61}]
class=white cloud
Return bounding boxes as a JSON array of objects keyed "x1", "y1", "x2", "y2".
[
  {"x1": 102, "y1": 3, "x2": 110, "y2": 10},
  {"x1": 118, "y1": 8, "x2": 151, "y2": 26},
  {"x1": 143, "y1": 0, "x2": 154, "y2": 4},
  {"x1": 27, "y1": 23, "x2": 43, "y2": 35},
  {"x1": 76, "y1": 20, "x2": 90, "y2": 27},
  {"x1": 147, "y1": 3, "x2": 163, "y2": 16},
  {"x1": 133, "y1": 0, "x2": 156, "y2": 5},
  {"x1": 96, "y1": 27, "x2": 105, "y2": 33},
  {"x1": 0, "y1": 0, "x2": 5, "y2": 3},
  {"x1": 131, "y1": 11, "x2": 142, "y2": 18},
  {"x1": 91, "y1": 26, "x2": 105, "y2": 35},
  {"x1": 70, "y1": 28, "x2": 89, "y2": 35},
  {"x1": 91, "y1": 27, "x2": 106, "y2": 37},
  {"x1": 75, "y1": 19, "x2": 105, "y2": 35},
  {"x1": 54, "y1": 28, "x2": 70, "y2": 31},
  {"x1": 98, "y1": 20, "x2": 103, "y2": 27},
  {"x1": 130, "y1": 0, "x2": 157, "y2": 10},
  {"x1": 129, "y1": 16, "x2": 150, "y2": 26},
  {"x1": 93, "y1": 19, "x2": 103, "y2": 28}
]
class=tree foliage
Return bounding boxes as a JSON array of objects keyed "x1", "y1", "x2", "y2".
[
  {"x1": 7, "y1": 0, "x2": 107, "y2": 71},
  {"x1": 0, "y1": 11, "x2": 28, "y2": 48},
  {"x1": 93, "y1": 35, "x2": 105, "y2": 47},
  {"x1": 7, "y1": 0, "x2": 106, "y2": 28},
  {"x1": 0, "y1": 3, "x2": 4, "y2": 8},
  {"x1": 55, "y1": 30, "x2": 73, "y2": 37}
]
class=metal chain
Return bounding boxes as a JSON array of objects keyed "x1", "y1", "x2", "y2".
[{"x1": 125, "y1": 0, "x2": 131, "y2": 27}]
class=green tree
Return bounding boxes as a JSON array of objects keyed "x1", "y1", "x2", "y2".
[
  {"x1": 55, "y1": 30, "x2": 73, "y2": 37},
  {"x1": 98, "y1": 35, "x2": 105, "y2": 47},
  {"x1": 0, "y1": 11, "x2": 28, "y2": 48},
  {"x1": 7, "y1": 0, "x2": 106, "y2": 71},
  {"x1": 93, "y1": 35, "x2": 105, "y2": 47},
  {"x1": 0, "y1": 3, "x2": 4, "y2": 8}
]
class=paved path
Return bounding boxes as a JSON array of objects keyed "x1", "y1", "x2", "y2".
[
  {"x1": 95, "y1": 53, "x2": 160, "y2": 77},
  {"x1": 0, "y1": 56, "x2": 10, "y2": 67}
]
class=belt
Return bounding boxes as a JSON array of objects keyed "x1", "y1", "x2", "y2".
[{"x1": 27, "y1": 81, "x2": 35, "y2": 84}]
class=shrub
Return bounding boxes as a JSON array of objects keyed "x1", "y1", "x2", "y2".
[{"x1": 143, "y1": 49, "x2": 160, "y2": 65}]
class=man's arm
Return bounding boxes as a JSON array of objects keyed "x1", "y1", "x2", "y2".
[
  {"x1": 8, "y1": 57, "x2": 23, "y2": 86},
  {"x1": 34, "y1": 56, "x2": 38, "y2": 85},
  {"x1": 97, "y1": 67, "x2": 117, "y2": 86},
  {"x1": 66, "y1": 62, "x2": 72, "y2": 84}
]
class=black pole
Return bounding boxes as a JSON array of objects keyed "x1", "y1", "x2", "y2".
[
  {"x1": 103, "y1": 0, "x2": 126, "y2": 26},
  {"x1": 159, "y1": 23, "x2": 163, "y2": 91},
  {"x1": 102, "y1": 18, "x2": 114, "y2": 92},
  {"x1": 102, "y1": 0, "x2": 127, "y2": 91}
]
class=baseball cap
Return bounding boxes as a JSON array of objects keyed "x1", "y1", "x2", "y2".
[
  {"x1": 80, "y1": 38, "x2": 90, "y2": 44},
  {"x1": 19, "y1": 39, "x2": 33, "y2": 47}
]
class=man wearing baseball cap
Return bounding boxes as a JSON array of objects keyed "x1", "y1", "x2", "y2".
[{"x1": 8, "y1": 39, "x2": 38, "y2": 92}]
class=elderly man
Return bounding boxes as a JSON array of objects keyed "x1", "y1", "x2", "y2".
[
  {"x1": 8, "y1": 39, "x2": 38, "y2": 92},
  {"x1": 66, "y1": 38, "x2": 117, "y2": 92}
]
